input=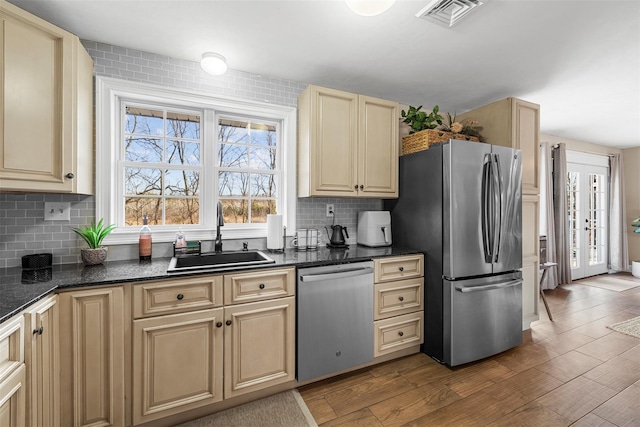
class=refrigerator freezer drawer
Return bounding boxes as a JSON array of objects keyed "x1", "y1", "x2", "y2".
[{"x1": 443, "y1": 272, "x2": 523, "y2": 366}]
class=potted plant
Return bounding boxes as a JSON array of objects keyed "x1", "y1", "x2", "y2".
[
  {"x1": 72, "y1": 219, "x2": 116, "y2": 265},
  {"x1": 400, "y1": 105, "x2": 443, "y2": 134},
  {"x1": 632, "y1": 216, "x2": 640, "y2": 278}
]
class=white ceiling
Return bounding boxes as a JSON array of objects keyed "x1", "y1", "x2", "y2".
[{"x1": 9, "y1": 0, "x2": 640, "y2": 148}]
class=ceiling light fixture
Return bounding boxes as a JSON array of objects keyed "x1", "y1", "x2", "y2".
[
  {"x1": 201, "y1": 52, "x2": 228, "y2": 76},
  {"x1": 345, "y1": 0, "x2": 396, "y2": 17},
  {"x1": 416, "y1": 0, "x2": 484, "y2": 27}
]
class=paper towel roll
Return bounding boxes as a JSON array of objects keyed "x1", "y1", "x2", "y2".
[{"x1": 266, "y1": 214, "x2": 283, "y2": 250}]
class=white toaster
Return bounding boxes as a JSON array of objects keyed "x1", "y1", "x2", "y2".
[{"x1": 357, "y1": 211, "x2": 392, "y2": 247}]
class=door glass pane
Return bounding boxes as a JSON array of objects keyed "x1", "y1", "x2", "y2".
[
  {"x1": 567, "y1": 171, "x2": 580, "y2": 270},
  {"x1": 588, "y1": 173, "x2": 606, "y2": 266}
]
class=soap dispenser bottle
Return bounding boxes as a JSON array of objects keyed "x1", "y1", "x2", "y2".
[
  {"x1": 175, "y1": 227, "x2": 186, "y2": 249},
  {"x1": 139, "y1": 214, "x2": 152, "y2": 261}
]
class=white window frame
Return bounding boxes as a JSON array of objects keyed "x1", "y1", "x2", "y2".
[{"x1": 96, "y1": 76, "x2": 297, "y2": 245}]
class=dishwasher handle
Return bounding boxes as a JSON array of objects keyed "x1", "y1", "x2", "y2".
[
  {"x1": 456, "y1": 279, "x2": 522, "y2": 293},
  {"x1": 299, "y1": 267, "x2": 374, "y2": 283}
]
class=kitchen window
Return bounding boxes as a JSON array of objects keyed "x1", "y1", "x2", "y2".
[{"x1": 96, "y1": 77, "x2": 296, "y2": 244}]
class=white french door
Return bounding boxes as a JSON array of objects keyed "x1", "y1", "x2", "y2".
[{"x1": 567, "y1": 158, "x2": 609, "y2": 280}]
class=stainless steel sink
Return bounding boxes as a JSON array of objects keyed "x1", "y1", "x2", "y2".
[{"x1": 167, "y1": 250, "x2": 275, "y2": 273}]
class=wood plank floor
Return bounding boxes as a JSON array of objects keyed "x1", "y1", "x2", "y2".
[{"x1": 299, "y1": 273, "x2": 640, "y2": 426}]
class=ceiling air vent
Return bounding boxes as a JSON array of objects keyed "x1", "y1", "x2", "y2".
[{"x1": 416, "y1": 0, "x2": 485, "y2": 27}]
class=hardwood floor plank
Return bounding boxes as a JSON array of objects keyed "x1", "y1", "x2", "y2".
[
  {"x1": 534, "y1": 350, "x2": 602, "y2": 383},
  {"x1": 535, "y1": 376, "x2": 617, "y2": 422},
  {"x1": 583, "y1": 355, "x2": 640, "y2": 391},
  {"x1": 485, "y1": 401, "x2": 571, "y2": 427},
  {"x1": 592, "y1": 383, "x2": 640, "y2": 426},
  {"x1": 319, "y1": 408, "x2": 384, "y2": 427},
  {"x1": 491, "y1": 343, "x2": 559, "y2": 373},
  {"x1": 324, "y1": 372, "x2": 415, "y2": 417},
  {"x1": 482, "y1": 367, "x2": 563, "y2": 401},
  {"x1": 305, "y1": 397, "x2": 338, "y2": 425},
  {"x1": 298, "y1": 369, "x2": 376, "y2": 401},
  {"x1": 536, "y1": 329, "x2": 595, "y2": 355},
  {"x1": 367, "y1": 382, "x2": 461, "y2": 427},
  {"x1": 575, "y1": 331, "x2": 639, "y2": 361},
  {"x1": 571, "y1": 413, "x2": 617, "y2": 427}
]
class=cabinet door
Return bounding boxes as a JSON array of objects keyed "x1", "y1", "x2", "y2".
[
  {"x1": 224, "y1": 297, "x2": 295, "y2": 398},
  {"x1": 511, "y1": 98, "x2": 540, "y2": 195},
  {"x1": 358, "y1": 95, "x2": 399, "y2": 198},
  {"x1": 59, "y1": 287, "x2": 125, "y2": 427},
  {"x1": 0, "y1": 364, "x2": 26, "y2": 427},
  {"x1": 132, "y1": 309, "x2": 224, "y2": 425},
  {"x1": 0, "y1": 3, "x2": 74, "y2": 192},
  {"x1": 307, "y1": 85, "x2": 358, "y2": 196},
  {"x1": 24, "y1": 295, "x2": 59, "y2": 427}
]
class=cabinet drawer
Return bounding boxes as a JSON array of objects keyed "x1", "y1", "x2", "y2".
[
  {"x1": 0, "y1": 314, "x2": 24, "y2": 384},
  {"x1": 133, "y1": 276, "x2": 223, "y2": 319},
  {"x1": 374, "y1": 278, "x2": 423, "y2": 320},
  {"x1": 224, "y1": 268, "x2": 295, "y2": 305},
  {"x1": 374, "y1": 254, "x2": 424, "y2": 283},
  {"x1": 374, "y1": 312, "x2": 423, "y2": 357}
]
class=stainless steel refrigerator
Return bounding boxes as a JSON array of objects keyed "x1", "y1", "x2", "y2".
[{"x1": 385, "y1": 139, "x2": 523, "y2": 366}]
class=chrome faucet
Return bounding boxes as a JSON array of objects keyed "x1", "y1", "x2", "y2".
[{"x1": 215, "y1": 201, "x2": 224, "y2": 252}]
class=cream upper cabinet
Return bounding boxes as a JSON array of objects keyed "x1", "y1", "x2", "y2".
[
  {"x1": 58, "y1": 287, "x2": 125, "y2": 427},
  {"x1": 298, "y1": 84, "x2": 399, "y2": 198},
  {"x1": 24, "y1": 295, "x2": 59, "y2": 427},
  {"x1": 0, "y1": 0, "x2": 94, "y2": 194},
  {"x1": 457, "y1": 97, "x2": 540, "y2": 195}
]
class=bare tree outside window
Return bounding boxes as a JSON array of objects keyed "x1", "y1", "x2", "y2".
[
  {"x1": 217, "y1": 118, "x2": 278, "y2": 224},
  {"x1": 124, "y1": 107, "x2": 201, "y2": 226}
]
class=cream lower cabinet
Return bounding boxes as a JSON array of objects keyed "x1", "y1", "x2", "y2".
[
  {"x1": 223, "y1": 297, "x2": 295, "y2": 399},
  {"x1": 0, "y1": 0, "x2": 94, "y2": 194},
  {"x1": 132, "y1": 268, "x2": 295, "y2": 425},
  {"x1": 0, "y1": 314, "x2": 26, "y2": 427},
  {"x1": 373, "y1": 255, "x2": 424, "y2": 357},
  {"x1": 132, "y1": 308, "x2": 224, "y2": 425},
  {"x1": 297, "y1": 84, "x2": 399, "y2": 198},
  {"x1": 59, "y1": 286, "x2": 125, "y2": 427},
  {"x1": 24, "y1": 295, "x2": 59, "y2": 427}
]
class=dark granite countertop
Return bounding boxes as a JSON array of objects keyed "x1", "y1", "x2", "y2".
[{"x1": 0, "y1": 245, "x2": 421, "y2": 324}]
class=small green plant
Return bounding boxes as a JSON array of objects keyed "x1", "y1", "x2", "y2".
[
  {"x1": 633, "y1": 216, "x2": 640, "y2": 233},
  {"x1": 72, "y1": 219, "x2": 116, "y2": 248},
  {"x1": 400, "y1": 105, "x2": 443, "y2": 134}
]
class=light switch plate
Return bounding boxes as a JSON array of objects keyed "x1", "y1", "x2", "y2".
[{"x1": 44, "y1": 202, "x2": 71, "y2": 221}]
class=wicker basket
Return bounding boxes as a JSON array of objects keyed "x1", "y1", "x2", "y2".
[{"x1": 401, "y1": 129, "x2": 480, "y2": 155}]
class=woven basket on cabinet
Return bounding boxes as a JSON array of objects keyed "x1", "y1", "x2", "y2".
[{"x1": 401, "y1": 129, "x2": 480, "y2": 155}]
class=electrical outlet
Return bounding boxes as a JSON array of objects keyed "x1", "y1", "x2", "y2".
[
  {"x1": 44, "y1": 202, "x2": 71, "y2": 221},
  {"x1": 326, "y1": 204, "x2": 335, "y2": 217}
]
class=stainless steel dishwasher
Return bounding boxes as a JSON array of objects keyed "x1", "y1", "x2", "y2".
[{"x1": 297, "y1": 261, "x2": 374, "y2": 382}]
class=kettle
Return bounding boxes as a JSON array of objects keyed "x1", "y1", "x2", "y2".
[{"x1": 325, "y1": 225, "x2": 349, "y2": 246}]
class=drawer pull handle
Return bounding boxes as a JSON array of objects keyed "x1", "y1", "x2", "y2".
[
  {"x1": 65, "y1": 172, "x2": 75, "y2": 179},
  {"x1": 216, "y1": 322, "x2": 223, "y2": 328},
  {"x1": 226, "y1": 320, "x2": 232, "y2": 326},
  {"x1": 33, "y1": 326, "x2": 44, "y2": 335},
  {"x1": 399, "y1": 266, "x2": 404, "y2": 272},
  {"x1": 259, "y1": 283, "x2": 265, "y2": 289},
  {"x1": 398, "y1": 331, "x2": 404, "y2": 337},
  {"x1": 399, "y1": 296, "x2": 404, "y2": 302},
  {"x1": 177, "y1": 294, "x2": 184, "y2": 300}
]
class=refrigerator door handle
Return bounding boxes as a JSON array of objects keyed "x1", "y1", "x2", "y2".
[
  {"x1": 491, "y1": 154, "x2": 503, "y2": 263},
  {"x1": 456, "y1": 279, "x2": 522, "y2": 293},
  {"x1": 481, "y1": 154, "x2": 493, "y2": 263}
]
